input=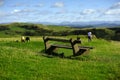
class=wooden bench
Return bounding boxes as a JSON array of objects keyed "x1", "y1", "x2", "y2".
[{"x1": 43, "y1": 36, "x2": 93, "y2": 56}]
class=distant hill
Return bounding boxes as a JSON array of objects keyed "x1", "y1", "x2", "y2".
[
  {"x1": 59, "y1": 21, "x2": 120, "y2": 28},
  {"x1": 1, "y1": 21, "x2": 120, "y2": 28},
  {"x1": 0, "y1": 22, "x2": 120, "y2": 41},
  {"x1": 0, "y1": 22, "x2": 75, "y2": 37}
]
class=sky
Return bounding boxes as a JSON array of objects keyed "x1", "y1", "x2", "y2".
[{"x1": 0, "y1": 0, "x2": 120, "y2": 23}]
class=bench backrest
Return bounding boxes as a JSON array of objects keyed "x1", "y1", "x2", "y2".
[{"x1": 44, "y1": 37, "x2": 71, "y2": 42}]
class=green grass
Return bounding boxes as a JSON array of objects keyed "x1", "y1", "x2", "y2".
[
  {"x1": 47, "y1": 25, "x2": 74, "y2": 32},
  {"x1": 0, "y1": 37, "x2": 120, "y2": 80}
]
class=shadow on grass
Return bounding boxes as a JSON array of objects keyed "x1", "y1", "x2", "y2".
[
  {"x1": 40, "y1": 50, "x2": 64, "y2": 58},
  {"x1": 40, "y1": 49, "x2": 93, "y2": 61}
]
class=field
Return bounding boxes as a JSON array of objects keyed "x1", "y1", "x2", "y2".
[{"x1": 0, "y1": 36, "x2": 120, "y2": 80}]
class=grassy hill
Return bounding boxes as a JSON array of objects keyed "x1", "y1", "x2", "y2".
[
  {"x1": 0, "y1": 36, "x2": 120, "y2": 80},
  {"x1": 0, "y1": 22, "x2": 120, "y2": 41},
  {"x1": 0, "y1": 23, "x2": 74, "y2": 37}
]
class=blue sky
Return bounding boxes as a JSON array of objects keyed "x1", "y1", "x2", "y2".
[{"x1": 0, "y1": 0, "x2": 120, "y2": 23}]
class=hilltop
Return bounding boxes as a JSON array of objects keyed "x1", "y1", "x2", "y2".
[
  {"x1": 0, "y1": 22, "x2": 120, "y2": 41},
  {"x1": 0, "y1": 22, "x2": 74, "y2": 37}
]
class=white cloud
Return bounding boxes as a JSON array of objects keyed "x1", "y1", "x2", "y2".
[
  {"x1": 52, "y1": 2, "x2": 64, "y2": 8},
  {"x1": 0, "y1": 11, "x2": 7, "y2": 17},
  {"x1": 104, "y1": 2, "x2": 120, "y2": 15},
  {"x1": 12, "y1": 3, "x2": 24, "y2": 7},
  {"x1": 80, "y1": 9, "x2": 96, "y2": 15},
  {"x1": 11, "y1": 3, "x2": 32, "y2": 7},
  {"x1": 105, "y1": 9, "x2": 120, "y2": 15},
  {"x1": 12, "y1": 9, "x2": 21, "y2": 13},
  {"x1": 35, "y1": 3, "x2": 44, "y2": 7},
  {"x1": 11, "y1": 9, "x2": 34, "y2": 14},
  {"x1": 0, "y1": 0, "x2": 4, "y2": 6},
  {"x1": 110, "y1": 2, "x2": 120, "y2": 9},
  {"x1": 37, "y1": 10, "x2": 52, "y2": 15},
  {"x1": 56, "y1": 9, "x2": 68, "y2": 14},
  {"x1": 0, "y1": 10, "x2": 14, "y2": 19}
]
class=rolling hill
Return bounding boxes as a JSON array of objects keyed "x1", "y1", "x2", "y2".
[{"x1": 0, "y1": 22, "x2": 120, "y2": 41}]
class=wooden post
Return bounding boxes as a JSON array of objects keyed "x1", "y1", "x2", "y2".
[
  {"x1": 43, "y1": 36, "x2": 57, "y2": 54},
  {"x1": 43, "y1": 36, "x2": 50, "y2": 52},
  {"x1": 70, "y1": 38, "x2": 79, "y2": 56}
]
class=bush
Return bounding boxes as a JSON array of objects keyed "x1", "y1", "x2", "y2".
[
  {"x1": 24, "y1": 31, "x2": 36, "y2": 36},
  {"x1": 112, "y1": 33, "x2": 120, "y2": 41},
  {"x1": 0, "y1": 25, "x2": 10, "y2": 31},
  {"x1": 94, "y1": 28, "x2": 115, "y2": 40}
]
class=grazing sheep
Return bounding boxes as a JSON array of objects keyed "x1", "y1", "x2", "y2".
[
  {"x1": 21, "y1": 36, "x2": 25, "y2": 42},
  {"x1": 25, "y1": 37, "x2": 30, "y2": 42}
]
